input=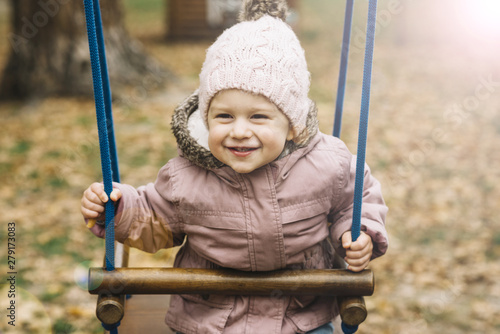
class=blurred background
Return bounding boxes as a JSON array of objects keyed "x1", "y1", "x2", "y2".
[{"x1": 1, "y1": 0, "x2": 499, "y2": 333}]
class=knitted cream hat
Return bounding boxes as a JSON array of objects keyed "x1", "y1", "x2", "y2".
[{"x1": 199, "y1": 0, "x2": 312, "y2": 139}]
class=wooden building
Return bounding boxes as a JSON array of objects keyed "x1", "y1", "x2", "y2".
[{"x1": 167, "y1": 0, "x2": 299, "y2": 40}]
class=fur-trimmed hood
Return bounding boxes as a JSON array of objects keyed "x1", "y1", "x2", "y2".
[{"x1": 170, "y1": 91, "x2": 319, "y2": 170}]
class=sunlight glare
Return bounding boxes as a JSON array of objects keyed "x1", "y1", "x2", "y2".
[{"x1": 463, "y1": 0, "x2": 500, "y2": 33}]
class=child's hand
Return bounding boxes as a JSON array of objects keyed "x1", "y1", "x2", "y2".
[
  {"x1": 341, "y1": 231, "x2": 373, "y2": 272},
  {"x1": 81, "y1": 182, "x2": 122, "y2": 238}
]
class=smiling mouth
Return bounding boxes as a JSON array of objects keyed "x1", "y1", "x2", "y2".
[
  {"x1": 228, "y1": 147, "x2": 258, "y2": 156},
  {"x1": 230, "y1": 147, "x2": 257, "y2": 152}
]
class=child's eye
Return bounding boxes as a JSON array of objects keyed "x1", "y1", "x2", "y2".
[
  {"x1": 251, "y1": 114, "x2": 269, "y2": 120},
  {"x1": 215, "y1": 113, "x2": 232, "y2": 119}
]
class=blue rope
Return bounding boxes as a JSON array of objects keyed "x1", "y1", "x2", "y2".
[
  {"x1": 340, "y1": 1, "x2": 378, "y2": 332},
  {"x1": 93, "y1": 0, "x2": 120, "y2": 184},
  {"x1": 83, "y1": 0, "x2": 116, "y2": 272},
  {"x1": 102, "y1": 322, "x2": 120, "y2": 334},
  {"x1": 341, "y1": 322, "x2": 359, "y2": 334},
  {"x1": 333, "y1": 0, "x2": 354, "y2": 138},
  {"x1": 351, "y1": 0, "x2": 378, "y2": 242},
  {"x1": 84, "y1": 0, "x2": 121, "y2": 332}
]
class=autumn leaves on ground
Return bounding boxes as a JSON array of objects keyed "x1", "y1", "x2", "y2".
[{"x1": 1, "y1": 1, "x2": 500, "y2": 333}]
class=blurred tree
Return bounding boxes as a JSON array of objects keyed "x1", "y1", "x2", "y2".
[{"x1": 0, "y1": 0, "x2": 169, "y2": 100}]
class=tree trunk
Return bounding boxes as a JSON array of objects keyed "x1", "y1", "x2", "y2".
[{"x1": 1, "y1": 0, "x2": 170, "y2": 100}]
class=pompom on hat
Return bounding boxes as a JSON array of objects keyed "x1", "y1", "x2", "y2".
[{"x1": 199, "y1": 0, "x2": 312, "y2": 141}]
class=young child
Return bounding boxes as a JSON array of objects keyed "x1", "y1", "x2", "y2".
[{"x1": 81, "y1": 1, "x2": 388, "y2": 333}]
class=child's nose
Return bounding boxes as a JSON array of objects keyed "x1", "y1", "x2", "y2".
[{"x1": 230, "y1": 119, "x2": 252, "y2": 139}]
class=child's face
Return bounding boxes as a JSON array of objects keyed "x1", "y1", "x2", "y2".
[{"x1": 207, "y1": 90, "x2": 293, "y2": 173}]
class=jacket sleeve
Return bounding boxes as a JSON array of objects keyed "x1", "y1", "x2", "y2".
[
  {"x1": 329, "y1": 156, "x2": 388, "y2": 260},
  {"x1": 113, "y1": 163, "x2": 185, "y2": 253}
]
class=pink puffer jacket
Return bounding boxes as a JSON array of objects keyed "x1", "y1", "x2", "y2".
[{"x1": 113, "y1": 93, "x2": 388, "y2": 334}]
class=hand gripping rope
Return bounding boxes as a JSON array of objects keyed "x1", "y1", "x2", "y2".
[
  {"x1": 83, "y1": 0, "x2": 120, "y2": 332},
  {"x1": 334, "y1": 0, "x2": 379, "y2": 333}
]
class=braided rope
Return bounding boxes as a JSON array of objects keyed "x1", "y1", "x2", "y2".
[
  {"x1": 101, "y1": 321, "x2": 120, "y2": 334},
  {"x1": 341, "y1": 1, "x2": 378, "y2": 332},
  {"x1": 351, "y1": 0, "x2": 378, "y2": 242},
  {"x1": 341, "y1": 322, "x2": 359, "y2": 334},
  {"x1": 93, "y1": 0, "x2": 120, "y2": 184},
  {"x1": 333, "y1": 0, "x2": 354, "y2": 138},
  {"x1": 83, "y1": 0, "x2": 115, "y2": 271}
]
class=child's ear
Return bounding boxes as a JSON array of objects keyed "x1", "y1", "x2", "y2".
[
  {"x1": 291, "y1": 127, "x2": 310, "y2": 145},
  {"x1": 286, "y1": 126, "x2": 294, "y2": 141}
]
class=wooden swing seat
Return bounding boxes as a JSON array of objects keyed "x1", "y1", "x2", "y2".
[{"x1": 94, "y1": 243, "x2": 370, "y2": 332}]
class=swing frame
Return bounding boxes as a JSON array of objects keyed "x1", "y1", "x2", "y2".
[{"x1": 83, "y1": 0, "x2": 380, "y2": 332}]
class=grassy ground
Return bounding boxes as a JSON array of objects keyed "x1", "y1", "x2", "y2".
[{"x1": 1, "y1": 0, "x2": 500, "y2": 333}]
